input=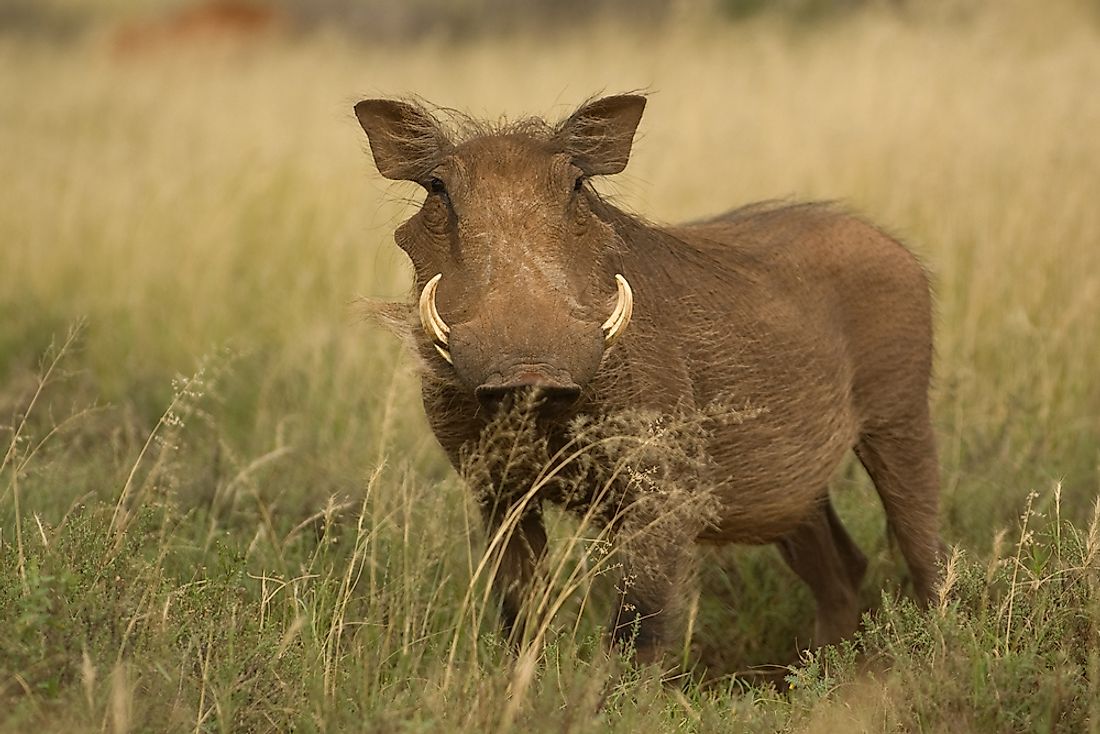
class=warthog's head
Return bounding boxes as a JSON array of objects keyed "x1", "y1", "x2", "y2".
[{"x1": 354, "y1": 95, "x2": 646, "y2": 415}]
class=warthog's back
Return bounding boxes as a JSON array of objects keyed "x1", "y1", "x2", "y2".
[{"x1": 596, "y1": 202, "x2": 933, "y2": 542}]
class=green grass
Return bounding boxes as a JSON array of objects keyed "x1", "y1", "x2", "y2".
[{"x1": 2, "y1": 3, "x2": 1100, "y2": 731}]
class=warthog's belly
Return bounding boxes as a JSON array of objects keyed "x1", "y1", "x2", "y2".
[
  {"x1": 698, "y1": 404, "x2": 859, "y2": 544},
  {"x1": 688, "y1": 331, "x2": 861, "y2": 545}
]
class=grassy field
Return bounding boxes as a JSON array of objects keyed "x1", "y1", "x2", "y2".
[{"x1": 2, "y1": 2, "x2": 1100, "y2": 731}]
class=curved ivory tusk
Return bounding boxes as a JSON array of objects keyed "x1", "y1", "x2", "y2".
[
  {"x1": 601, "y1": 273, "x2": 633, "y2": 346},
  {"x1": 418, "y1": 273, "x2": 453, "y2": 364}
]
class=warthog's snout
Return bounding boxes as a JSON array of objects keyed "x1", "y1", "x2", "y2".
[{"x1": 475, "y1": 369, "x2": 581, "y2": 414}]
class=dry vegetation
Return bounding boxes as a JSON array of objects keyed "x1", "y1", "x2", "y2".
[{"x1": 1, "y1": 1, "x2": 1099, "y2": 731}]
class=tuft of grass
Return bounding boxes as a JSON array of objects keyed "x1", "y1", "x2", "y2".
[{"x1": 2, "y1": 2, "x2": 1099, "y2": 731}]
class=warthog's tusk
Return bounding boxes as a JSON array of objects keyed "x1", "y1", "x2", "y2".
[
  {"x1": 601, "y1": 274, "x2": 633, "y2": 346},
  {"x1": 419, "y1": 273, "x2": 453, "y2": 364}
]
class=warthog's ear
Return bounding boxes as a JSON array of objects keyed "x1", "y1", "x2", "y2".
[
  {"x1": 353, "y1": 99, "x2": 449, "y2": 181},
  {"x1": 558, "y1": 94, "x2": 646, "y2": 176}
]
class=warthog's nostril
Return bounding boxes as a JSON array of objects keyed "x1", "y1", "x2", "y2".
[{"x1": 475, "y1": 375, "x2": 582, "y2": 413}]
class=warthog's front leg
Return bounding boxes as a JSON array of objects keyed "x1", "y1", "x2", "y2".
[
  {"x1": 479, "y1": 499, "x2": 548, "y2": 645},
  {"x1": 609, "y1": 506, "x2": 701, "y2": 666}
]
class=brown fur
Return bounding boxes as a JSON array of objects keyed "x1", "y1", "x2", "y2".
[{"x1": 354, "y1": 95, "x2": 941, "y2": 664}]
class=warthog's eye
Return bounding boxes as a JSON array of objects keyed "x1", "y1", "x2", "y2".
[
  {"x1": 573, "y1": 175, "x2": 585, "y2": 192},
  {"x1": 428, "y1": 177, "x2": 449, "y2": 201}
]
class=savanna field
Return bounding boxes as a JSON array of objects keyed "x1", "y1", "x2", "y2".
[{"x1": 2, "y1": 1, "x2": 1099, "y2": 730}]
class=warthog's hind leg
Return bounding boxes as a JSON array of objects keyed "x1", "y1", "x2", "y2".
[{"x1": 855, "y1": 414, "x2": 942, "y2": 605}]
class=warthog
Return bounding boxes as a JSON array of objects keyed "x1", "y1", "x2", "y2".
[{"x1": 353, "y1": 94, "x2": 941, "y2": 664}]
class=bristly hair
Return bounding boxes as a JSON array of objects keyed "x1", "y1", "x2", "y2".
[
  {"x1": 390, "y1": 96, "x2": 553, "y2": 147},
  {"x1": 379, "y1": 93, "x2": 650, "y2": 179}
]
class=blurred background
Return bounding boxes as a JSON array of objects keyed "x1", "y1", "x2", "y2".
[
  {"x1": 2, "y1": 1, "x2": 1100, "y2": 729},
  {"x1": 4, "y1": 0, "x2": 1019, "y2": 42}
]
